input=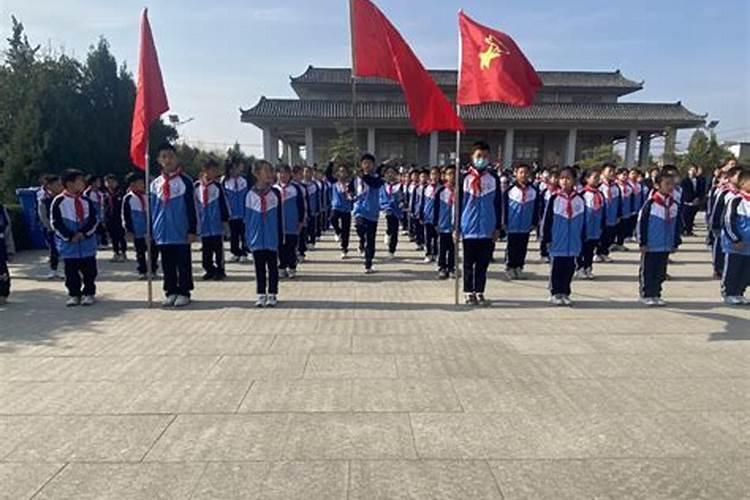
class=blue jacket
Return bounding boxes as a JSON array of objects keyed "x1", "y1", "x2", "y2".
[
  {"x1": 581, "y1": 187, "x2": 606, "y2": 241},
  {"x1": 304, "y1": 181, "x2": 320, "y2": 216},
  {"x1": 275, "y1": 182, "x2": 306, "y2": 236},
  {"x1": 223, "y1": 175, "x2": 249, "y2": 220},
  {"x1": 710, "y1": 188, "x2": 736, "y2": 233},
  {"x1": 195, "y1": 180, "x2": 230, "y2": 237},
  {"x1": 637, "y1": 193, "x2": 682, "y2": 253},
  {"x1": 380, "y1": 183, "x2": 404, "y2": 218},
  {"x1": 353, "y1": 173, "x2": 385, "y2": 222},
  {"x1": 503, "y1": 182, "x2": 541, "y2": 234},
  {"x1": 599, "y1": 181, "x2": 622, "y2": 226},
  {"x1": 618, "y1": 181, "x2": 635, "y2": 216},
  {"x1": 244, "y1": 187, "x2": 283, "y2": 252},
  {"x1": 150, "y1": 172, "x2": 197, "y2": 245},
  {"x1": 632, "y1": 181, "x2": 648, "y2": 212},
  {"x1": 122, "y1": 190, "x2": 148, "y2": 239},
  {"x1": 50, "y1": 192, "x2": 99, "y2": 259},
  {"x1": 722, "y1": 193, "x2": 750, "y2": 256},
  {"x1": 460, "y1": 170, "x2": 502, "y2": 240},
  {"x1": 331, "y1": 181, "x2": 354, "y2": 212},
  {"x1": 434, "y1": 184, "x2": 456, "y2": 234},
  {"x1": 541, "y1": 192, "x2": 586, "y2": 257},
  {"x1": 84, "y1": 187, "x2": 108, "y2": 224},
  {"x1": 420, "y1": 183, "x2": 440, "y2": 224}
]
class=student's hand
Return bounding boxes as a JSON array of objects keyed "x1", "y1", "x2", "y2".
[
  {"x1": 735, "y1": 242, "x2": 745, "y2": 250},
  {"x1": 71, "y1": 233, "x2": 84, "y2": 242},
  {"x1": 187, "y1": 233, "x2": 198, "y2": 244}
]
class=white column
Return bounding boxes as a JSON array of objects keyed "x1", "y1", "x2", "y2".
[
  {"x1": 305, "y1": 127, "x2": 315, "y2": 166},
  {"x1": 638, "y1": 134, "x2": 651, "y2": 167},
  {"x1": 663, "y1": 127, "x2": 676, "y2": 165},
  {"x1": 503, "y1": 128, "x2": 515, "y2": 170},
  {"x1": 291, "y1": 145, "x2": 302, "y2": 165},
  {"x1": 565, "y1": 128, "x2": 578, "y2": 166},
  {"x1": 624, "y1": 129, "x2": 638, "y2": 167},
  {"x1": 262, "y1": 127, "x2": 274, "y2": 162},
  {"x1": 429, "y1": 131, "x2": 439, "y2": 166},
  {"x1": 367, "y1": 127, "x2": 376, "y2": 156},
  {"x1": 281, "y1": 142, "x2": 291, "y2": 165}
]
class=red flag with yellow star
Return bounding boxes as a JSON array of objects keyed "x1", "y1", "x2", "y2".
[{"x1": 457, "y1": 11, "x2": 541, "y2": 107}]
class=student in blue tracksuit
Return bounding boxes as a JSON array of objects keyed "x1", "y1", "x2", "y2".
[
  {"x1": 292, "y1": 166, "x2": 310, "y2": 260},
  {"x1": 37, "y1": 174, "x2": 63, "y2": 279},
  {"x1": 275, "y1": 164, "x2": 306, "y2": 278},
  {"x1": 577, "y1": 168, "x2": 607, "y2": 279},
  {"x1": 302, "y1": 166, "x2": 320, "y2": 248},
  {"x1": 195, "y1": 159, "x2": 230, "y2": 281},
  {"x1": 503, "y1": 163, "x2": 541, "y2": 280},
  {"x1": 596, "y1": 163, "x2": 622, "y2": 262},
  {"x1": 637, "y1": 172, "x2": 682, "y2": 307},
  {"x1": 434, "y1": 166, "x2": 457, "y2": 279},
  {"x1": 614, "y1": 167, "x2": 635, "y2": 250},
  {"x1": 420, "y1": 167, "x2": 442, "y2": 262},
  {"x1": 122, "y1": 172, "x2": 158, "y2": 279},
  {"x1": 720, "y1": 169, "x2": 750, "y2": 305},
  {"x1": 0, "y1": 202, "x2": 11, "y2": 303},
  {"x1": 151, "y1": 143, "x2": 197, "y2": 308},
  {"x1": 244, "y1": 160, "x2": 283, "y2": 307},
  {"x1": 84, "y1": 175, "x2": 109, "y2": 250},
  {"x1": 411, "y1": 169, "x2": 428, "y2": 251},
  {"x1": 542, "y1": 167, "x2": 586, "y2": 306},
  {"x1": 331, "y1": 166, "x2": 354, "y2": 258},
  {"x1": 380, "y1": 165, "x2": 404, "y2": 258},
  {"x1": 537, "y1": 170, "x2": 559, "y2": 262},
  {"x1": 460, "y1": 141, "x2": 502, "y2": 306},
  {"x1": 710, "y1": 166, "x2": 742, "y2": 279},
  {"x1": 223, "y1": 159, "x2": 250, "y2": 262},
  {"x1": 353, "y1": 153, "x2": 385, "y2": 273},
  {"x1": 50, "y1": 169, "x2": 99, "y2": 307},
  {"x1": 405, "y1": 170, "x2": 419, "y2": 243}
]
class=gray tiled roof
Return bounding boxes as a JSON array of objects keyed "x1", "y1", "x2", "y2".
[
  {"x1": 290, "y1": 66, "x2": 643, "y2": 90},
  {"x1": 241, "y1": 98, "x2": 704, "y2": 126}
]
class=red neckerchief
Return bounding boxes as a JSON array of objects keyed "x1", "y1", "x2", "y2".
[
  {"x1": 558, "y1": 190, "x2": 576, "y2": 218},
  {"x1": 200, "y1": 180, "x2": 211, "y2": 207},
  {"x1": 583, "y1": 185, "x2": 603, "y2": 209},
  {"x1": 444, "y1": 181, "x2": 455, "y2": 206},
  {"x1": 738, "y1": 190, "x2": 750, "y2": 202},
  {"x1": 467, "y1": 167, "x2": 483, "y2": 195},
  {"x1": 233, "y1": 176, "x2": 239, "y2": 191},
  {"x1": 515, "y1": 182, "x2": 529, "y2": 204},
  {"x1": 129, "y1": 189, "x2": 146, "y2": 211},
  {"x1": 617, "y1": 180, "x2": 631, "y2": 196},
  {"x1": 64, "y1": 190, "x2": 85, "y2": 224},
  {"x1": 161, "y1": 172, "x2": 180, "y2": 202},
  {"x1": 651, "y1": 191, "x2": 674, "y2": 223},
  {"x1": 602, "y1": 179, "x2": 616, "y2": 202},
  {"x1": 257, "y1": 188, "x2": 269, "y2": 222}
]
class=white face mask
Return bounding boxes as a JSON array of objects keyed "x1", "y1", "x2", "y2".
[{"x1": 473, "y1": 157, "x2": 489, "y2": 170}]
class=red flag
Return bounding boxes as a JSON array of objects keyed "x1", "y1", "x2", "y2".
[
  {"x1": 130, "y1": 8, "x2": 169, "y2": 170},
  {"x1": 350, "y1": 0, "x2": 464, "y2": 134},
  {"x1": 457, "y1": 11, "x2": 542, "y2": 107}
]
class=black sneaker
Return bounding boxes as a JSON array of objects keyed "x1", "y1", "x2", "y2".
[
  {"x1": 201, "y1": 272, "x2": 215, "y2": 281},
  {"x1": 437, "y1": 270, "x2": 449, "y2": 280},
  {"x1": 464, "y1": 293, "x2": 478, "y2": 306},
  {"x1": 476, "y1": 294, "x2": 491, "y2": 307}
]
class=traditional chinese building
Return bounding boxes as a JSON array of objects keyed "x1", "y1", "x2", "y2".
[{"x1": 240, "y1": 66, "x2": 705, "y2": 168}]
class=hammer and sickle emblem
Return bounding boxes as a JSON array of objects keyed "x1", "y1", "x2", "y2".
[{"x1": 479, "y1": 34, "x2": 510, "y2": 70}]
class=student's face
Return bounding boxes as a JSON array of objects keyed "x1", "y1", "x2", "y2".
[
  {"x1": 257, "y1": 166, "x2": 273, "y2": 185},
  {"x1": 430, "y1": 170, "x2": 441, "y2": 183},
  {"x1": 445, "y1": 170, "x2": 456, "y2": 185},
  {"x1": 361, "y1": 159, "x2": 374, "y2": 174},
  {"x1": 688, "y1": 166, "x2": 698, "y2": 177},
  {"x1": 410, "y1": 173, "x2": 418, "y2": 183},
  {"x1": 203, "y1": 167, "x2": 219, "y2": 181},
  {"x1": 278, "y1": 170, "x2": 291, "y2": 184},
  {"x1": 385, "y1": 169, "x2": 396, "y2": 183},
  {"x1": 726, "y1": 160, "x2": 737, "y2": 170},
  {"x1": 659, "y1": 177, "x2": 676, "y2": 195},
  {"x1": 336, "y1": 168, "x2": 348, "y2": 182},
  {"x1": 419, "y1": 173, "x2": 428, "y2": 184},
  {"x1": 739, "y1": 179, "x2": 750, "y2": 194},
  {"x1": 603, "y1": 168, "x2": 615, "y2": 180},
  {"x1": 158, "y1": 149, "x2": 179, "y2": 173},
  {"x1": 515, "y1": 167, "x2": 530, "y2": 184},
  {"x1": 617, "y1": 172, "x2": 628, "y2": 182},
  {"x1": 292, "y1": 171, "x2": 303, "y2": 182},
  {"x1": 471, "y1": 149, "x2": 490, "y2": 166},
  {"x1": 49, "y1": 181, "x2": 63, "y2": 194},
  {"x1": 131, "y1": 180, "x2": 145, "y2": 193},
  {"x1": 67, "y1": 177, "x2": 86, "y2": 195},
  {"x1": 559, "y1": 173, "x2": 575, "y2": 191},
  {"x1": 105, "y1": 179, "x2": 118, "y2": 190},
  {"x1": 586, "y1": 173, "x2": 601, "y2": 187},
  {"x1": 303, "y1": 169, "x2": 313, "y2": 181}
]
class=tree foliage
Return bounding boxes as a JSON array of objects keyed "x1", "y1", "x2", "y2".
[
  {"x1": 677, "y1": 129, "x2": 734, "y2": 172},
  {"x1": 577, "y1": 143, "x2": 623, "y2": 170},
  {"x1": 326, "y1": 124, "x2": 358, "y2": 168}
]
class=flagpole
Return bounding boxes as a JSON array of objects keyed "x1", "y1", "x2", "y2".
[
  {"x1": 349, "y1": 0, "x2": 359, "y2": 158},
  {"x1": 144, "y1": 141, "x2": 154, "y2": 307},
  {"x1": 453, "y1": 10, "x2": 463, "y2": 306}
]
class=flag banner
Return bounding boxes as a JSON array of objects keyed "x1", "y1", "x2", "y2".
[
  {"x1": 130, "y1": 8, "x2": 169, "y2": 170},
  {"x1": 351, "y1": 0, "x2": 464, "y2": 134},
  {"x1": 457, "y1": 11, "x2": 542, "y2": 107}
]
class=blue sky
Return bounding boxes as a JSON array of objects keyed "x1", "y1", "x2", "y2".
[{"x1": 1, "y1": 0, "x2": 749, "y2": 156}]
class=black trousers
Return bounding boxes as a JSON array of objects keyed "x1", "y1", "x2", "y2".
[
  {"x1": 577, "y1": 239, "x2": 598, "y2": 271},
  {"x1": 316, "y1": 212, "x2": 325, "y2": 238},
  {"x1": 639, "y1": 251, "x2": 669, "y2": 298},
  {"x1": 0, "y1": 241, "x2": 10, "y2": 298},
  {"x1": 134, "y1": 237, "x2": 159, "y2": 275},
  {"x1": 712, "y1": 232, "x2": 726, "y2": 275},
  {"x1": 306, "y1": 214, "x2": 319, "y2": 244},
  {"x1": 96, "y1": 223, "x2": 109, "y2": 246},
  {"x1": 160, "y1": 244, "x2": 194, "y2": 297},
  {"x1": 550, "y1": 256, "x2": 576, "y2": 296},
  {"x1": 682, "y1": 205, "x2": 698, "y2": 235},
  {"x1": 64, "y1": 256, "x2": 97, "y2": 298},
  {"x1": 386, "y1": 214, "x2": 400, "y2": 254},
  {"x1": 597, "y1": 225, "x2": 617, "y2": 256},
  {"x1": 279, "y1": 234, "x2": 299, "y2": 270},
  {"x1": 201, "y1": 235, "x2": 225, "y2": 275},
  {"x1": 108, "y1": 222, "x2": 127, "y2": 255},
  {"x1": 424, "y1": 223, "x2": 438, "y2": 257},
  {"x1": 413, "y1": 219, "x2": 424, "y2": 246},
  {"x1": 45, "y1": 231, "x2": 59, "y2": 270},
  {"x1": 722, "y1": 253, "x2": 750, "y2": 297},
  {"x1": 331, "y1": 210, "x2": 351, "y2": 251},
  {"x1": 355, "y1": 217, "x2": 377, "y2": 270},
  {"x1": 253, "y1": 249, "x2": 279, "y2": 295},
  {"x1": 400, "y1": 212, "x2": 409, "y2": 232},
  {"x1": 615, "y1": 218, "x2": 631, "y2": 246},
  {"x1": 463, "y1": 238, "x2": 493, "y2": 293},
  {"x1": 505, "y1": 232, "x2": 530, "y2": 270},
  {"x1": 438, "y1": 232, "x2": 455, "y2": 272},
  {"x1": 229, "y1": 219, "x2": 248, "y2": 257}
]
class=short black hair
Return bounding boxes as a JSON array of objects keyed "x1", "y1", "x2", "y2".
[
  {"x1": 559, "y1": 166, "x2": 577, "y2": 181},
  {"x1": 61, "y1": 169, "x2": 85, "y2": 187},
  {"x1": 602, "y1": 162, "x2": 616, "y2": 170},
  {"x1": 125, "y1": 172, "x2": 145, "y2": 186},
  {"x1": 472, "y1": 141, "x2": 490, "y2": 154},
  {"x1": 514, "y1": 163, "x2": 531, "y2": 172},
  {"x1": 360, "y1": 153, "x2": 376, "y2": 163},
  {"x1": 736, "y1": 169, "x2": 750, "y2": 186},
  {"x1": 41, "y1": 174, "x2": 60, "y2": 185},
  {"x1": 616, "y1": 167, "x2": 629, "y2": 175},
  {"x1": 157, "y1": 142, "x2": 176, "y2": 154},
  {"x1": 277, "y1": 164, "x2": 292, "y2": 174},
  {"x1": 661, "y1": 164, "x2": 679, "y2": 175},
  {"x1": 202, "y1": 158, "x2": 220, "y2": 170},
  {"x1": 584, "y1": 167, "x2": 602, "y2": 178},
  {"x1": 85, "y1": 174, "x2": 101, "y2": 185},
  {"x1": 653, "y1": 172, "x2": 675, "y2": 187},
  {"x1": 104, "y1": 174, "x2": 118, "y2": 182},
  {"x1": 726, "y1": 166, "x2": 743, "y2": 178}
]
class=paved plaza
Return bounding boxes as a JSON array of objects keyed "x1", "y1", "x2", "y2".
[{"x1": 0, "y1": 226, "x2": 748, "y2": 499}]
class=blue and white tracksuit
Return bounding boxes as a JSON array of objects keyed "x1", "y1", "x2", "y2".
[
  {"x1": 50, "y1": 192, "x2": 99, "y2": 297},
  {"x1": 542, "y1": 192, "x2": 585, "y2": 297},
  {"x1": 637, "y1": 192, "x2": 682, "y2": 298},
  {"x1": 721, "y1": 192, "x2": 750, "y2": 297}
]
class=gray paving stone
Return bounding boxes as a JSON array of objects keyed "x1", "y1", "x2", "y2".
[
  {"x1": 239, "y1": 379, "x2": 351, "y2": 412},
  {"x1": 207, "y1": 355, "x2": 307, "y2": 379},
  {"x1": 0, "y1": 462, "x2": 63, "y2": 500},
  {"x1": 351, "y1": 379, "x2": 462, "y2": 412},
  {"x1": 305, "y1": 354, "x2": 398, "y2": 378}
]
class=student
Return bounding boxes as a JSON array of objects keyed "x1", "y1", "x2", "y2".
[
  {"x1": 411, "y1": 169, "x2": 428, "y2": 251},
  {"x1": 223, "y1": 159, "x2": 250, "y2": 263},
  {"x1": 315, "y1": 170, "x2": 330, "y2": 239},
  {"x1": 292, "y1": 165, "x2": 310, "y2": 261},
  {"x1": 504, "y1": 163, "x2": 540, "y2": 280},
  {"x1": 434, "y1": 166, "x2": 457, "y2": 279},
  {"x1": 195, "y1": 159, "x2": 230, "y2": 281},
  {"x1": 122, "y1": 172, "x2": 158, "y2": 280},
  {"x1": 596, "y1": 163, "x2": 622, "y2": 262},
  {"x1": 275, "y1": 164, "x2": 306, "y2": 278},
  {"x1": 0, "y1": 202, "x2": 10, "y2": 304},
  {"x1": 538, "y1": 169, "x2": 559, "y2": 263},
  {"x1": 244, "y1": 160, "x2": 283, "y2": 307},
  {"x1": 151, "y1": 143, "x2": 197, "y2": 308},
  {"x1": 721, "y1": 168, "x2": 750, "y2": 305},
  {"x1": 380, "y1": 165, "x2": 404, "y2": 258},
  {"x1": 104, "y1": 174, "x2": 127, "y2": 262},
  {"x1": 637, "y1": 172, "x2": 682, "y2": 306},
  {"x1": 542, "y1": 167, "x2": 585, "y2": 306},
  {"x1": 302, "y1": 166, "x2": 320, "y2": 249},
  {"x1": 710, "y1": 166, "x2": 742, "y2": 278},
  {"x1": 353, "y1": 153, "x2": 385, "y2": 273},
  {"x1": 577, "y1": 168, "x2": 606, "y2": 279},
  {"x1": 420, "y1": 167, "x2": 442, "y2": 263},
  {"x1": 613, "y1": 167, "x2": 634, "y2": 251},
  {"x1": 50, "y1": 169, "x2": 99, "y2": 307},
  {"x1": 37, "y1": 174, "x2": 63, "y2": 279},
  {"x1": 460, "y1": 141, "x2": 502, "y2": 306},
  {"x1": 399, "y1": 171, "x2": 410, "y2": 235},
  {"x1": 330, "y1": 166, "x2": 354, "y2": 259},
  {"x1": 406, "y1": 170, "x2": 420, "y2": 243},
  {"x1": 681, "y1": 164, "x2": 706, "y2": 237},
  {"x1": 629, "y1": 168, "x2": 648, "y2": 225},
  {"x1": 84, "y1": 175, "x2": 109, "y2": 249}
]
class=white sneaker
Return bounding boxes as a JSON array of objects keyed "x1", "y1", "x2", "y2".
[
  {"x1": 173, "y1": 295, "x2": 191, "y2": 307},
  {"x1": 655, "y1": 298, "x2": 667, "y2": 307},
  {"x1": 741, "y1": 297, "x2": 750, "y2": 306},
  {"x1": 383, "y1": 235, "x2": 389, "y2": 246},
  {"x1": 230, "y1": 255, "x2": 241, "y2": 263},
  {"x1": 388, "y1": 252, "x2": 396, "y2": 259},
  {"x1": 514, "y1": 269, "x2": 526, "y2": 280},
  {"x1": 574, "y1": 270, "x2": 584, "y2": 280},
  {"x1": 239, "y1": 255, "x2": 249, "y2": 263},
  {"x1": 340, "y1": 252, "x2": 347, "y2": 260},
  {"x1": 280, "y1": 269, "x2": 289, "y2": 279},
  {"x1": 364, "y1": 268, "x2": 375, "y2": 274},
  {"x1": 266, "y1": 294, "x2": 278, "y2": 307},
  {"x1": 298, "y1": 254, "x2": 306, "y2": 263},
  {"x1": 81, "y1": 295, "x2": 96, "y2": 306},
  {"x1": 561, "y1": 295, "x2": 573, "y2": 306},
  {"x1": 724, "y1": 296, "x2": 745, "y2": 306},
  {"x1": 550, "y1": 295, "x2": 565, "y2": 306},
  {"x1": 423, "y1": 256, "x2": 432, "y2": 264},
  {"x1": 505, "y1": 269, "x2": 515, "y2": 280},
  {"x1": 66, "y1": 297, "x2": 81, "y2": 307},
  {"x1": 161, "y1": 295, "x2": 178, "y2": 307},
  {"x1": 255, "y1": 294, "x2": 267, "y2": 307},
  {"x1": 594, "y1": 255, "x2": 605, "y2": 263},
  {"x1": 334, "y1": 234, "x2": 341, "y2": 242},
  {"x1": 138, "y1": 273, "x2": 147, "y2": 281},
  {"x1": 602, "y1": 255, "x2": 613, "y2": 263},
  {"x1": 288, "y1": 269, "x2": 297, "y2": 279},
  {"x1": 640, "y1": 297, "x2": 656, "y2": 307},
  {"x1": 46, "y1": 270, "x2": 58, "y2": 280}
]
